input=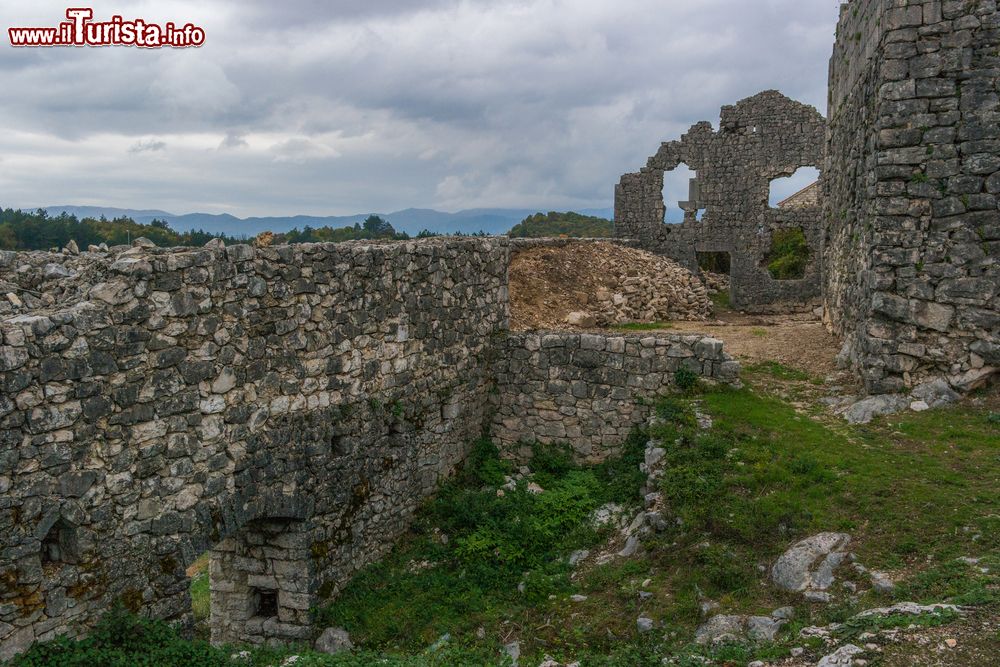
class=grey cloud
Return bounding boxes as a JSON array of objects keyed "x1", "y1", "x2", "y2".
[
  {"x1": 219, "y1": 130, "x2": 249, "y2": 149},
  {"x1": 128, "y1": 139, "x2": 168, "y2": 153},
  {"x1": 2, "y1": 0, "x2": 842, "y2": 217}
]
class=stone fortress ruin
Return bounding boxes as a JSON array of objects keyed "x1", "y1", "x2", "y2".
[
  {"x1": 1, "y1": 0, "x2": 998, "y2": 658},
  {"x1": 618, "y1": 0, "x2": 998, "y2": 395},
  {"x1": 615, "y1": 90, "x2": 828, "y2": 313}
]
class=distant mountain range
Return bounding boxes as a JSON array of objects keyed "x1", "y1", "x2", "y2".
[{"x1": 37, "y1": 205, "x2": 615, "y2": 238}]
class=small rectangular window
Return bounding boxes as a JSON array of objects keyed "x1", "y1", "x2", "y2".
[{"x1": 254, "y1": 588, "x2": 279, "y2": 618}]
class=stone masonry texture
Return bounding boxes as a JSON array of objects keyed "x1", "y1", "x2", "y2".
[
  {"x1": 825, "y1": 0, "x2": 1000, "y2": 393},
  {"x1": 493, "y1": 332, "x2": 739, "y2": 463},
  {"x1": 614, "y1": 90, "x2": 828, "y2": 313},
  {"x1": 0, "y1": 238, "x2": 738, "y2": 658}
]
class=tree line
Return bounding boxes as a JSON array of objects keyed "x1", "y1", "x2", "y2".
[{"x1": 0, "y1": 209, "x2": 419, "y2": 251}]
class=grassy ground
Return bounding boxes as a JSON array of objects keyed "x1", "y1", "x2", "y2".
[
  {"x1": 612, "y1": 322, "x2": 674, "y2": 331},
  {"x1": 14, "y1": 366, "x2": 999, "y2": 666}
]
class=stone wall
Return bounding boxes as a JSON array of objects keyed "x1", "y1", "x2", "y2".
[
  {"x1": 614, "y1": 90, "x2": 828, "y2": 313},
  {"x1": 0, "y1": 238, "x2": 509, "y2": 656},
  {"x1": 0, "y1": 237, "x2": 737, "y2": 658},
  {"x1": 492, "y1": 331, "x2": 739, "y2": 462},
  {"x1": 825, "y1": 0, "x2": 1000, "y2": 393}
]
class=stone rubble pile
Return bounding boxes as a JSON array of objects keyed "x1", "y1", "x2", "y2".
[
  {"x1": 700, "y1": 271, "x2": 730, "y2": 297},
  {"x1": 0, "y1": 243, "x2": 123, "y2": 315},
  {"x1": 508, "y1": 241, "x2": 711, "y2": 330}
]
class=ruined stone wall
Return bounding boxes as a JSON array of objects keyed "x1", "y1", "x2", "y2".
[
  {"x1": 615, "y1": 91, "x2": 827, "y2": 313},
  {"x1": 825, "y1": 0, "x2": 1000, "y2": 393},
  {"x1": 492, "y1": 332, "x2": 739, "y2": 463},
  {"x1": 0, "y1": 238, "x2": 508, "y2": 656}
]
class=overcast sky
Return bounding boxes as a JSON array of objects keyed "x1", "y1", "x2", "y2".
[{"x1": 1, "y1": 1, "x2": 843, "y2": 217}]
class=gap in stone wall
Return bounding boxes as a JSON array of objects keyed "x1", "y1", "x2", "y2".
[
  {"x1": 662, "y1": 162, "x2": 699, "y2": 224},
  {"x1": 769, "y1": 166, "x2": 820, "y2": 208},
  {"x1": 762, "y1": 228, "x2": 812, "y2": 281}
]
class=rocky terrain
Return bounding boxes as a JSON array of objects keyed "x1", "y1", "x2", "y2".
[{"x1": 509, "y1": 242, "x2": 711, "y2": 330}]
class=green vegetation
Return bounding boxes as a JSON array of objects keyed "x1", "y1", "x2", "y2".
[
  {"x1": 507, "y1": 211, "x2": 613, "y2": 238},
  {"x1": 696, "y1": 251, "x2": 731, "y2": 274},
  {"x1": 0, "y1": 208, "x2": 411, "y2": 251},
  {"x1": 189, "y1": 554, "x2": 211, "y2": 640},
  {"x1": 673, "y1": 368, "x2": 700, "y2": 393},
  {"x1": 764, "y1": 227, "x2": 811, "y2": 280},
  {"x1": 0, "y1": 208, "x2": 235, "y2": 250},
  {"x1": 709, "y1": 289, "x2": 731, "y2": 311},
  {"x1": 745, "y1": 361, "x2": 818, "y2": 384},
  {"x1": 313, "y1": 437, "x2": 646, "y2": 650},
  {"x1": 277, "y1": 215, "x2": 409, "y2": 243},
  {"x1": 611, "y1": 321, "x2": 673, "y2": 331},
  {"x1": 15, "y1": 380, "x2": 999, "y2": 666}
]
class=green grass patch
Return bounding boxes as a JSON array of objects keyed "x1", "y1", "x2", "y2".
[
  {"x1": 745, "y1": 360, "x2": 816, "y2": 383},
  {"x1": 313, "y1": 437, "x2": 647, "y2": 652},
  {"x1": 611, "y1": 322, "x2": 673, "y2": 331}
]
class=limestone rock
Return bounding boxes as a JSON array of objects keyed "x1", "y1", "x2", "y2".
[
  {"x1": 817, "y1": 644, "x2": 863, "y2": 667},
  {"x1": 503, "y1": 640, "x2": 520, "y2": 665},
  {"x1": 695, "y1": 614, "x2": 745, "y2": 644},
  {"x1": 843, "y1": 395, "x2": 909, "y2": 424},
  {"x1": 910, "y1": 379, "x2": 960, "y2": 408},
  {"x1": 565, "y1": 311, "x2": 596, "y2": 328},
  {"x1": 314, "y1": 627, "x2": 353, "y2": 654},
  {"x1": 771, "y1": 532, "x2": 851, "y2": 592},
  {"x1": 747, "y1": 615, "x2": 785, "y2": 641}
]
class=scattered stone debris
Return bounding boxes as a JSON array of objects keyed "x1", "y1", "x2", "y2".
[
  {"x1": 694, "y1": 606, "x2": 794, "y2": 644},
  {"x1": 509, "y1": 241, "x2": 711, "y2": 330},
  {"x1": 839, "y1": 376, "x2": 967, "y2": 424},
  {"x1": 0, "y1": 246, "x2": 120, "y2": 315},
  {"x1": 816, "y1": 643, "x2": 864, "y2": 666},
  {"x1": 854, "y1": 602, "x2": 960, "y2": 619}
]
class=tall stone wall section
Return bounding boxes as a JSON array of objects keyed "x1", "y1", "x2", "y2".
[
  {"x1": 493, "y1": 332, "x2": 739, "y2": 463},
  {"x1": 615, "y1": 91, "x2": 827, "y2": 313},
  {"x1": 825, "y1": 0, "x2": 1000, "y2": 393},
  {"x1": 0, "y1": 239, "x2": 508, "y2": 657}
]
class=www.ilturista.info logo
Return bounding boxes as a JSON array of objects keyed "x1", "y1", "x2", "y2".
[{"x1": 8, "y1": 8, "x2": 205, "y2": 48}]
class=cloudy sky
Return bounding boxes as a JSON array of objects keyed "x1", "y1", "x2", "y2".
[{"x1": 1, "y1": 1, "x2": 843, "y2": 217}]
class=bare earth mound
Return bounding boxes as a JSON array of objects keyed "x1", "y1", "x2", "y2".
[{"x1": 509, "y1": 242, "x2": 710, "y2": 330}]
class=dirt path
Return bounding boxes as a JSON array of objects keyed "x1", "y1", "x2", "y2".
[{"x1": 666, "y1": 313, "x2": 843, "y2": 377}]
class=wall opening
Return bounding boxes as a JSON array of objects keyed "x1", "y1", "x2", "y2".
[
  {"x1": 253, "y1": 589, "x2": 279, "y2": 619},
  {"x1": 662, "y1": 163, "x2": 703, "y2": 224},
  {"x1": 697, "y1": 251, "x2": 732, "y2": 311},
  {"x1": 187, "y1": 553, "x2": 211, "y2": 640},
  {"x1": 763, "y1": 227, "x2": 811, "y2": 280},
  {"x1": 40, "y1": 518, "x2": 79, "y2": 566},
  {"x1": 205, "y1": 517, "x2": 314, "y2": 646},
  {"x1": 769, "y1": 166, "x2": 820, "y2": 208}
]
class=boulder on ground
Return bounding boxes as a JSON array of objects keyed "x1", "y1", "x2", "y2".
[
  {"x1": 695, "y1": 614, "x2": 745, "y2": 644},
  {"x1": 314, "y1": 627, "x2": 353, "y2": 654},
  {"x1": 771, "y1": 532, "x2": 851, "y2": 592}
]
